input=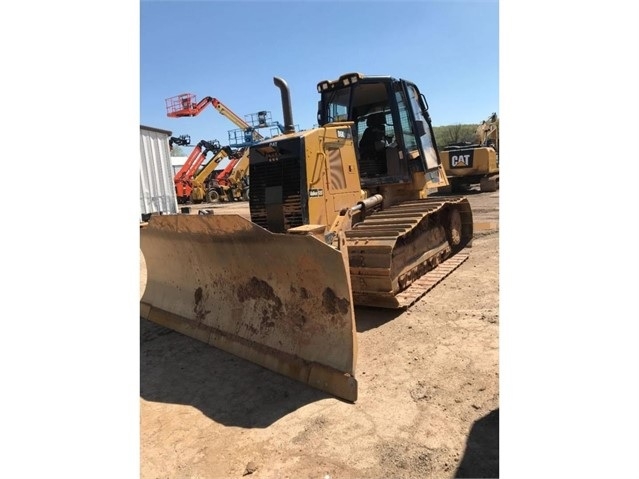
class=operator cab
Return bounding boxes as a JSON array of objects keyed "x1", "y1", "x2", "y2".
[{"x1": 316, "y1": 73, "x2": 441, "y2": 187}]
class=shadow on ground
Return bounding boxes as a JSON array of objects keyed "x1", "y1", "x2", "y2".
[
  {"x1": 355, "y1": 306, "x2": 403, "y2": 332},
  {"x1": 455, "y1": 408, "x2": 499, "y2": 478},
  {"x1": 140, "y1": 318, "x2": 331, "y2": 428}
]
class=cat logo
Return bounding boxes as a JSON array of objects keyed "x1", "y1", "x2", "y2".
[
  {"x1": 451, "y1": 154, "x2": 470, "y2": 167},
  {"x1": 451, "y1": 152, "x2": 473, "y2": 168}
]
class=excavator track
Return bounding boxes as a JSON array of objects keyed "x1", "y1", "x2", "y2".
[{"x1": 346, "y1": 196, "x2": 473, "y2": 308}]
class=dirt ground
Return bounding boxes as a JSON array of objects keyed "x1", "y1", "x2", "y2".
[{"x1": 140, "y1": 188, "x2": 499, "y2": 479}]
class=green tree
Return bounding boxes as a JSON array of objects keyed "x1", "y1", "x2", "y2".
[
  {"x1": 171, "y1": 146, "x2": 185, "y2": 156},
  {"x1": 433, "y1": 124, "x2": 479, "y2": 148}
]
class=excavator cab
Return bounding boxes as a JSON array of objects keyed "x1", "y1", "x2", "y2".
[{"x1": 316, "y1": 73, "x2": 443, "y2": 189}]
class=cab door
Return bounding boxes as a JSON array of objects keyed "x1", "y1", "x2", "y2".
[{"x1": 399, "y1": 80, "x2": 440, "y2": 172}]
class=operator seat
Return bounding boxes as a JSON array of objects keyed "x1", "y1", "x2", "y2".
[{"x1": 358, "y1": 112, "x2": 388, "y2": 176}]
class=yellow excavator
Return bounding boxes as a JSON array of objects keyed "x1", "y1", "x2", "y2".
[
  {"x1": 439, "y1": 112, "x2": 499, "y2": 192},
  {"x1": 140, "y1": 73, "x2": 474, "y2": 402}
]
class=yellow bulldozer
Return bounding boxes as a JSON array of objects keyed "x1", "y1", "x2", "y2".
[
  {"x1": 439, "y1": 112, "x2": 499, "y2": 192},
  {"x1": 140, "y1": 73, "x2": 474, "y2": 402}
]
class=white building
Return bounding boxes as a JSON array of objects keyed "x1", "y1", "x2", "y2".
[{"x1": 140, "y1": 125, "x2": 178, "y2": 218}]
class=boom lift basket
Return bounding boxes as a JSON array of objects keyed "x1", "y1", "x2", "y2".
[{"x1": 166, "y1": 93, "x2": 197, "y2": 117}]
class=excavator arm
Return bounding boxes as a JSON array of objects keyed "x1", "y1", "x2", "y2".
[{"x1": 476, "y1": 113, "x2": 499, "y2": 150}]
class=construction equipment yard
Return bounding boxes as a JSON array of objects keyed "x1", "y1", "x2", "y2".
[{"x1": 139, "y1": 188, "x2": 499, "y2": 479}]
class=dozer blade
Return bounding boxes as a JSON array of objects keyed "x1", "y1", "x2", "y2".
[{"x1": 140, "y1": 214, "x2": 358, "y2": 402}]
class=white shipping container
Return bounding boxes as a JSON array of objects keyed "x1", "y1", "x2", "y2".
[{"x1": 140, "y1": 125, "x2": 178, "y2": 217}]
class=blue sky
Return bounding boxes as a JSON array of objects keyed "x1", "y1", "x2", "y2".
[{"x1": 141, "y1": 1, "x2": 498, "y2": 152}]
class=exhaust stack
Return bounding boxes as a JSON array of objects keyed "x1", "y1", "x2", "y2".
[{"x1": 273, "y1": 77, "x2": 295, "y2": 134}]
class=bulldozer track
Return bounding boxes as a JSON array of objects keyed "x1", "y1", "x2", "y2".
[
  {"x1": 394, "y1": 253, "x2": 469, "y2": 308},
  {"x1": 346, "y1": 196, "x2": 473, "y2": 308}
]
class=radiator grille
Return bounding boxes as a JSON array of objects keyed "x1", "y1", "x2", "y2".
[{"x1": 249, "y1": 139, "x2": 305, "y2": 232}]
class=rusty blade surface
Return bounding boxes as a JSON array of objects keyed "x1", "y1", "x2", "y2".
[{"x1": 140, "y1": 214, "x2": 358, "y2": 402}]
